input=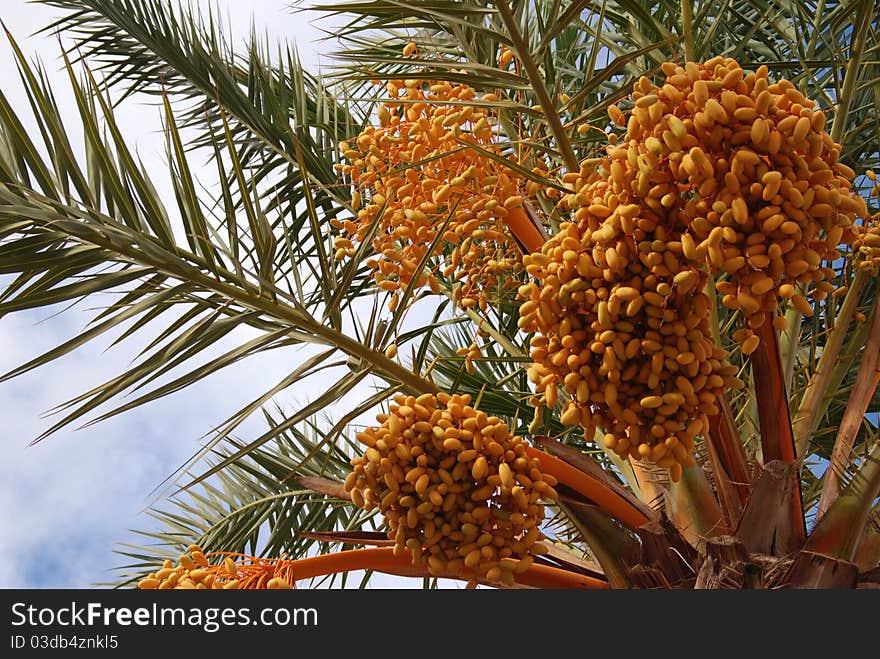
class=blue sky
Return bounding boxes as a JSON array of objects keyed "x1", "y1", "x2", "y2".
[{"x1": 0, "y1": 0, "x2": 443, "y2": 589}]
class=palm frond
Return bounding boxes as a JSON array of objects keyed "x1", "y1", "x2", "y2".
[{"x1": 0, "y1": 32, "x2": 440, "y2": 480}]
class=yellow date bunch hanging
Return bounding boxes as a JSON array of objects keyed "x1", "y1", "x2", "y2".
[
  {"x1": 520, "y1": 57, "x2": 866, "y2": 479},
  {"x1": 333, "y1": 63, "x2": 546, "y2": 313},
  {"x1": 345, "y1": 392, "x2": 556, "y2": 586}
]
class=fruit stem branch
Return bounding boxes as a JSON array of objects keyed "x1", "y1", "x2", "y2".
[
  {"x1": 260, "y1": 547, "x2": 608, "y2": 589},
  {"x1": 525, "y1": 446, "x2": 652, "y2": 529}
]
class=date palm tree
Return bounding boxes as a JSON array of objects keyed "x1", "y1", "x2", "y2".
[{"x1": 1, "y1": 0, "x2": 878, "y2": 589}]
